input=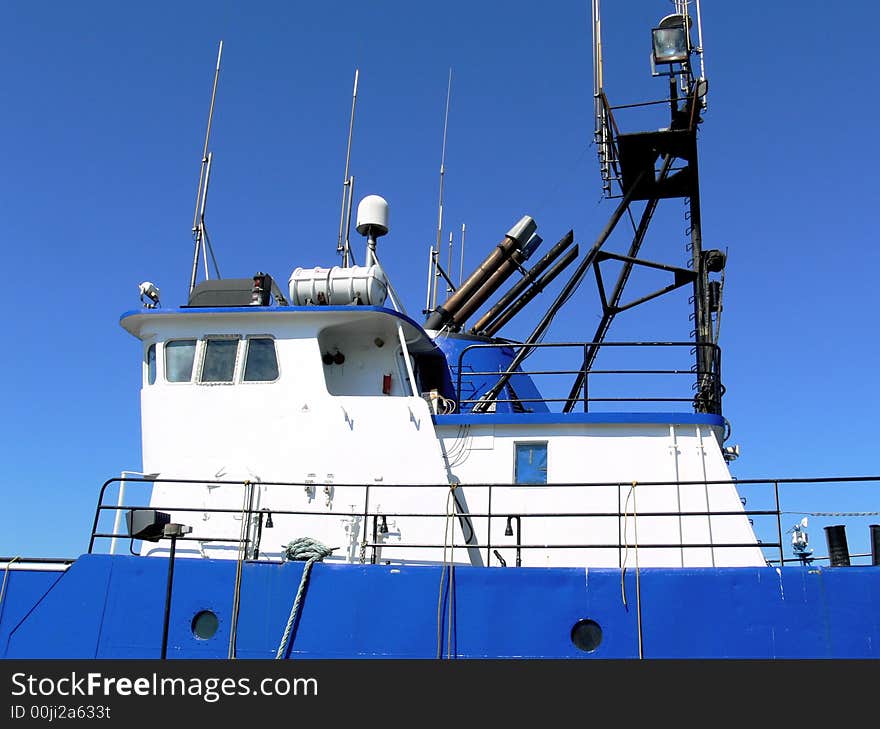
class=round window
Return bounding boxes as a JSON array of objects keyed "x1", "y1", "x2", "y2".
[
  {"x1": 191, "y1": 610, "x2": 220, "y2": 640},
  {"x1": 570, "y1": 619, "x2": 602, "y2": 653}
]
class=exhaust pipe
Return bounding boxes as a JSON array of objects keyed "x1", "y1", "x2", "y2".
[
  {"x1": 471, "y1": 229, "x2": 574, "y2": 335},
  {"x1": 449, "y1": 232, "x2": 543, "y2": 330},
  {"x1": 425, "y1": 215, "x2": 536, "y2": 331},
  {"x1": 824, "y1": 525, "x2": 851, "y2": 567},
  {"x1": 483, "y1": 244, "x2": 580, "y2": 338}
]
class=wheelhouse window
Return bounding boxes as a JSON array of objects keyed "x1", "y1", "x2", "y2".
[
  {"x1": 243, "y1": 337, "x2": 279, "y2": 382},
  {"x1": 200, "y1": 338, "x2": 239, "y2": 383},
  {"x1": 165, "y1": 340, "x2": 197, "y2": 383},
  {"x1": 515, "y1": 442, "x2": 548, "y2": 484},
  {"x1": 146, "y1": 344, "x2": 156, "y2": 385}
]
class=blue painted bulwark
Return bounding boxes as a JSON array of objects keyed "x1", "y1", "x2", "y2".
[
  {"x1": 431, "y1": 336, "x2": 550, "y2": 414},
  {"x1": 2, "y1": 556, "x2": 878, "y2": 659}
]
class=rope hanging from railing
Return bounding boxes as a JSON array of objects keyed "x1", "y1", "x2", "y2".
[{"x1": 275, "y1": 537, "x2": 335, "y2": 659}]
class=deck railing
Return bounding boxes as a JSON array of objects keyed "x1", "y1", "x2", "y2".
[
  {"x1": 453, "y1": 341, "x2": 723, "y2": 414},
  {"x1": 87, "y1": 476, "x2": 880, "y2": 568}
]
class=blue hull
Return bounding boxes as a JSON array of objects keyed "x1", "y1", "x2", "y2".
[{"x1": 2, "y1": 555, "x2": 878, "y2": 658}]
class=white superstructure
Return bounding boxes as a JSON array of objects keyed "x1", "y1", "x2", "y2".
[{"x1": 119, "y1": 285, "x2": 763, "y2": 569}]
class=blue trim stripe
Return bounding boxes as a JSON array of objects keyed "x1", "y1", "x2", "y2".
[{"x1": 433, "y1": 412, "x2": 725, "y2": 427}]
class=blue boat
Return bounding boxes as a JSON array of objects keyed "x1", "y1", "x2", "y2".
[{"x1": 1, "y1": 1, "x2": 878, "y2": 660}]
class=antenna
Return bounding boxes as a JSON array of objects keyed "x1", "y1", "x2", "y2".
[
  {"x1": 459, "y1": 223, "x2": 466, "y2": 286},
  {"x1": 425, "y1": 245, "x2": 436, "y2": 314},
  {"x1": 337, "y1": 69, "x2": 359, "y2": 267},
  {"x1": 592, "y1": 0, "x2": 612, "y2": 197},
  {"x1": 345, "y1": 175, "x2": 356, "y2": 266},
  {"x1": 693, "y1": 0, "x2": 708, "y2": 107},
  {"x1": 189, "y1": 40, "x2": 223, "y2": 297},
  {"x1": 432, "y1": 68, "x2": 453, "y2": 305},
  {"x1": 446, "y1": 231, "x2": 454, "y2": 295}
]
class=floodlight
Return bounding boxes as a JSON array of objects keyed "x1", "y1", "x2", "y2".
[
  {"x1": 126, "y1": 509, "x2": 170, "y2": 542},
  {"x1": 652, "y1": 14, "x2": 690, "y2": 65}
]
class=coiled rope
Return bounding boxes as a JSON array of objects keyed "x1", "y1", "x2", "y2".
[{"x1": 275, "y1": 537, "x2": 334, "y2": 659}]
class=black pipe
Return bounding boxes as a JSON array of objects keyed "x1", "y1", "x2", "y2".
[
  {"x1": 450, "y1": 233, "x2": 543, "y2": 330},
  {"x1": 471, "y1": 230, "x2": 574, "y2": 335},
  {"x1": 482, "y1": 245, "x2": 579, "y2": 337},
  {"x1": 870, "y1": 524, "x2": 880, "y2": 566},
  {"x1": 472, "y1": 168, "x2": 647, "y2": 411},
  {"x1": 824, "y1": 525, "x2": 850, "y2": 567},
  {"x1": 160, "y1": 534, "x2": 178, "y2": 659},
  {"x1": 425, "y1": 216, "x2": 536, "y2": 331},
  {"x1": 493, "y1": 550, "x2": 507, "y2": 567}
]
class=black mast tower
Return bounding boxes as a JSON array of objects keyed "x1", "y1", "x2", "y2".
[{"x1": 571, "y1": 0, "x2": 723, "y2": 415}]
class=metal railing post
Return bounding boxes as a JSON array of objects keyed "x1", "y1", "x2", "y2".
[
  {"x1": 360, "y1": 484, "x2": 370, "y2": 565},
  {"x1": 774, "y1": 481, "x2": 784, "y2": 567},
  {"x1": 487, "y1": 483, "x2": 493, "y2": 565},
  {"x1": 617, "y1": 482, "x2": 623, "y2": 568},
  {"x1": 583, "y1": 343, "x2": 589, "y2": 412}
]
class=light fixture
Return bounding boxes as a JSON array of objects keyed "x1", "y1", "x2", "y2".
[
  {"x1": 126, "y1": 509, "x2": 171, "y2": 542},
  {"x1": 652, "y1": 14, "x2": 690, "y2": 65},
  {"x1": 138, "y1": 281, "x2": 161, "y2": 309},
  {"x1": 505, "y1": 518, "x2": 514, "y2": 537},
  {"x1": 264, "y1": 509, "x2": 274, "y2": 529},
  {"x1": 379, "y1": 515, "x2": 388, "y2": 534},
  {"x1": 791, "y1": 517, "x2": 812, "y2": 565}
]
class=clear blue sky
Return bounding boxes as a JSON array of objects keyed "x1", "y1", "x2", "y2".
[{"x1": 1, "y1": 1, "x2": 878, "y2": 560}]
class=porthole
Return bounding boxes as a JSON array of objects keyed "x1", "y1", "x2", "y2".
[
  {"x1": 570, "y1": 618, "x2": 602, "y2": 653},
  {"x1": 191, "y1": 610, "x2": 219, "y2": 640}
]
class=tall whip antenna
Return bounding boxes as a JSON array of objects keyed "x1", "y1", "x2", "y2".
[
  {"x1": 189, "y1": 40, "x2": 224, "y2": 297},
  {"x1": 458, "y1": 222, "x2": 466, "y2": 286},
  {"x1": 431, "y1": 68, "x2": 453, "y2": 309},
  {"x1": 337, "y1": 69, "x2": 359, "y2": 267}
]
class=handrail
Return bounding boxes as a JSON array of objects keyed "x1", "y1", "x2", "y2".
[
  {"x1": 88, "y1": 475, "x2": 880, "y2": 568},
  {"x1": 453, "y1": 340, "x2": 722, "y2": 414}
]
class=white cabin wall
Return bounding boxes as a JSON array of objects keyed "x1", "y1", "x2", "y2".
[
  {"x1": 436, "y1": 421, "x2": 764, "y2": 568},
  {"x1": 136, "y1": 311, "x2": 475, "y2": 563}
]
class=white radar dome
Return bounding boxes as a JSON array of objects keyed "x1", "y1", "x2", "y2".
[{"x1": 356, "y1": 195, "x2": 389, "y2": 237}]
